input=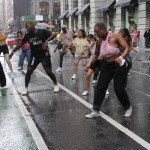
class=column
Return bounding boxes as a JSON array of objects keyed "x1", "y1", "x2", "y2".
[
  {"x1": 115, "y1": 0, "x2": 125, "y2": 32},
  {"x1": 68, "y1": 0, "x2": 73, "y2": 30},
  {"x1": 137, "y1": 2, "x2": 148, "y2": 47},
  {"x1": 115, "y1": 8, "x2": 124, "y2": 32},
  {"x1": 89, "y1": 0, "x2": 103, "y2": 34},
  {"x1": 60, "y1": 0, "x2": 65, "y2": 26},
  {"x1": 78, "y1": 0, "x2": 84, "y2": 29}
]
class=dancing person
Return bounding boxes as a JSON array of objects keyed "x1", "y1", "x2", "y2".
[
  {"x1": 9, "y1": 21, "x2": 59, "y2": 95},
  {"x1": 85, "y1": 23, "x2": 132, "y2": 118},
  {"x1": 0, "y1": 61, "x2": 6, "y2": 88},
  {"x1": 82, "y1": 34, "x2": 109, "y2": 96},
  {"x1": 16, "y1": 31, "x2": 31, "y2": 70},
  {"x1": 55, "y1": 25, "x2": 75, "y2": 72},
  {"x1": 0, "y1": 61, "x2": 8, "y2": 96},
  {"x1": 0, "y1": 32, "x2": 14, "y2": 79},
  {"x1": 68, "y1": 29, "x2": 89, "y2": 79},
  {"x1": 119, "y1": 28, "x2": 133, "y2": 77}
]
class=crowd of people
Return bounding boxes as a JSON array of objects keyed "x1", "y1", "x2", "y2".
[{"x1": 1, "y1": 21, "x2": 150, "y2": 118}]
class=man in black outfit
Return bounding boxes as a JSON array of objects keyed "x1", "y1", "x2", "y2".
[
  {"x1": 0, "y1": 61, "x2": 6, "y2": 88},
  {"x1": 0, "y1": 61, "x2": 8, "y2": 96},
  {"x1": 9, "y1": 21, "x2": 59, "y2": 95}
]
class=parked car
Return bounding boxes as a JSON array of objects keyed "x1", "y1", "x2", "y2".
[{"x1": 6, "y1": 34, "x2": 17, "y2": 48}]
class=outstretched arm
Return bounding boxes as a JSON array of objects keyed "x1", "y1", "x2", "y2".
[
  {"x1": 9, "y1": 39, "x2": 24, "y2": 59},
  {"x1": 42, "y1": 32, "x2": 57, "y2": 49}
]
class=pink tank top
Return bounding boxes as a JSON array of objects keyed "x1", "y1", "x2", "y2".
[
  {"x1": 22, "y1": 42, "x2": 30, "y2": 50},
  {"x1": 100, "y1": 32, "x2": 120, "y2": 57}
]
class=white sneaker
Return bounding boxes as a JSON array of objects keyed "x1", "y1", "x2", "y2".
[
  {"x1": 92, "y1": 80, "x2": 97, "y2": 84},
  {"x1": 82, "y1": 90, "x2": 88, "y2": 96},
  {"x1": 56, "y1": 67, "x2": 63, "y2": 72},
  {"x1": 106, "y1": 89, "x2": 109, "y2": 95},
  {"x1": 22, "y1": 88, "x2": 28, "y2": 95},
  {"x1": 85, "y1": 110, "x2": 100, "y2": 119},
  {"x1": 124, "y1": 106, "x2": 132, "y2": 117},
  {"x1": 54, "y1": 85, "x2": 59, "y2": 93},
  {"x1": 71, "y1": 74, "x2": 77, "y2": 80},
  {"x1": 18, "y1": 66, "x2": 23, "y2": 71}
]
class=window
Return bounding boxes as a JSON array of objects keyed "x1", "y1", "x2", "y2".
[
  {"x1": 73, "y1": 0, "x2": 78, "y2": 7},
  {"x1": 39, "y1": 1, "x2": 49, "y2": 17},
  {"x1": 84, "y1": 0, "x2": 90, "y2": 4}
]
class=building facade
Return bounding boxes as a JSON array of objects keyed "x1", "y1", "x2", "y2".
[
  {"x1": 0, "y1": 0, "x2": 5, "y2": 30},
  {"x1": 5, "y1": 0, "x2": 14, "y2": 24},
  {"x1": 13, "y1": 0, "x2": 30, "y2": 20},
  {"x1": 29, "y1": 0, "x2": 53, "y2": 18},
  {"x1": 59, "y1": 0, "x2": 150, "y2": 47}
]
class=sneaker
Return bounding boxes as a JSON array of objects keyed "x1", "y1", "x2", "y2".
[
  {"x1": 106, "y1": 89, "x2": 109, "y2": 95},
  {"x1": 124, "y1": 106, "x2": 132, "y2": 117},
  {"x1": 71, "y1": 74, "x2": 77, "y2": 80},
  {"x1": 54, "y1": 85, "x2": 59, "y2": 93},
  {"x1": 56, "y1": 67, "x2": 63, "y2": 72},
  {"x1": 85, "y1": 110, "x2": 100, "y2": 119},
  {"x1": 82, "y1": 90, "x2": 88, "y2": 96},
  {"x1": 92, "y1": 80, "x2": 97, "y2": 84},
  {"x1": 22, "y1": 88, "x2": 28, "y2": 95},
  {"x1": 18, "y1": 66, "x2": 23, "y2": 71}
]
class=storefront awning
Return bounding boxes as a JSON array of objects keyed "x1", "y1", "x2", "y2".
[
  {"x1": 76, "y1": 3, "x2": 90, "y2": 15},
  {"x1": 58, "y1": 10, "x2": 69, "y2": 20},
  {"x1": 97, "y1": 0, "x2": 115, "y2": 11},
  {"x1": 139, "y1": 0, "x2": 150, "y2": 2},
  {"x1": 66, "y1": 7, "x2": 78, "y2": 18},
  {"x1": 115, "y1": 0, "x2": 131, "y2": 8}
]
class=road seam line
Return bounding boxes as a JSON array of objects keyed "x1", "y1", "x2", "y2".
[
  {"x1": 37, "y1": 69, "x2": 150, "y2": 150},
  {"x1": 5, "y1": 72, "x2": 49, "y2": 150}
]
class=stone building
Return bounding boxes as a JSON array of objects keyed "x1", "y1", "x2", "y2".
[{"x1": 59, "y1": 0, "x2": 150, "y2": 47}]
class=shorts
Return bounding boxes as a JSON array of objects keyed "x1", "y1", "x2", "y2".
[
  {"x1": 61, "y1": 45, "x2": 75, "y2": 54},
  {"x1": 0, "y1": 44, "x2": 9, "y2": 55},
  {"x1": 90, "y1": 60, "x2": 104, "y2": 71},
  {"x1": 28, "y1": 55, "x2": 52, "y2": 69}
]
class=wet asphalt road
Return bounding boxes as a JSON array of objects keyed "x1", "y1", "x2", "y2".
[{"x1": 6, "y1": 45, "x2": 150, "y2": 150}]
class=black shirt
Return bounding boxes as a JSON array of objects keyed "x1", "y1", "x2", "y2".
[{"x1": 23, "y1": 29, "x2": 51, "y2": 58}]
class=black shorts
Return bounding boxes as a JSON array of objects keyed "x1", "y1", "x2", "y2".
[
  {"x1": 0, "y1": 44, "x2": 9, "y2": 55},
  {"x1": 28, "y1": 55, "x2": 52, "y2": 69},
  {"x1": 90, "y1": 60, "x2": 104, "y2": 71}
]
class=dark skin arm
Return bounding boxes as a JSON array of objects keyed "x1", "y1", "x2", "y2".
[
  {"x1": 114, "y1": 34, "x2": 130, "y2": 64},
  {"x1": 85, "y1": 39, "x2": 101, "y2": 70},
  {"x1": 42, "y1": 32, "x2": 57, "y2": 49},
  {"x1": 9, "y1": 40, "x2": 24, "y2": 59}
]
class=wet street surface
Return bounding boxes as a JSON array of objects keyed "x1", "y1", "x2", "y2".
[
  {"x1": 0, "y1": 81, "x2": 37, "y2": 149},
  {"x1": 1, "y1": 45, "x2": 150, "y2": 150}
]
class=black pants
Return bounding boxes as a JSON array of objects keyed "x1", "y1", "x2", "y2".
[
  {"x1": 0, "y1": 62, "x2": 6, "y2": 87},
  {"x1": 25, "y1": 55, "x2": 57, "y2": 87},
  {"x1": 90, "y1": 60, "x2": 104, "y2": 80},
  {"x1": 93, "y1": 61, "x2": 130, "y2": 111}
]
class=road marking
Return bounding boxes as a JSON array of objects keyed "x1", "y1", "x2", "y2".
[
  {"x1": 37, "y1": 69, "x2": 150, "y2": 150},
  {"x1": 131, "y1": 70, "x2": 150, "y2": 78},
  {"x1": 5, "y1": 73, "x2": 49, "y2": 150},
  {"x1": 137, "y1": 90, "x2": 150, "y2": 98}
]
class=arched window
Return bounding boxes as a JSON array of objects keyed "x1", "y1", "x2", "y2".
[{"x1": 39, "y1": 1, "x2": 49, "y2": 17}]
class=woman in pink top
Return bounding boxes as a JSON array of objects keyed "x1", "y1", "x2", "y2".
[
  {"x1": 17, "y1": 31, "x2": 31, "y2": 70},
  {"x1": 85, "y1": 23, "x2": 132, "y2": 119}
]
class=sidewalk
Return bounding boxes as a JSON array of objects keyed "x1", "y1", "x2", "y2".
[{"x1": 0, "y1": 73, "x2": 37, "y2": 150}]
